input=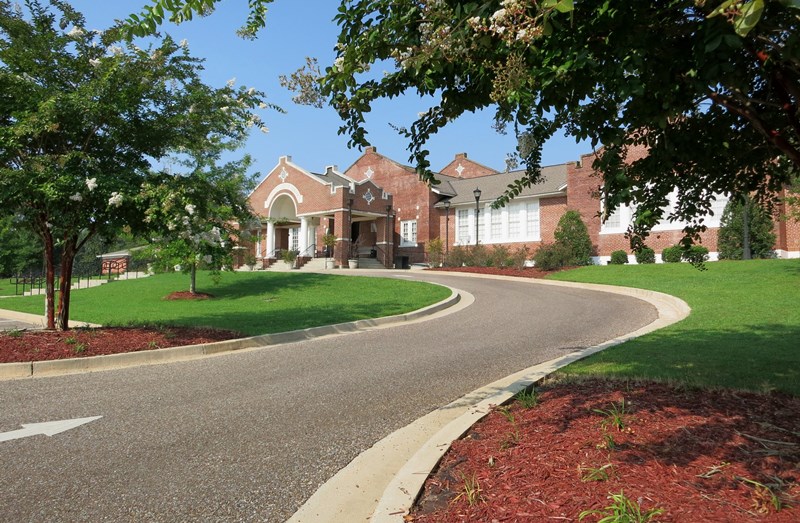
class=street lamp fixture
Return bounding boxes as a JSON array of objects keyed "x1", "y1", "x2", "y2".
[
  {"x1": 443, "y1": 200, "x2": 450, "y2": 258},
  {"x1": 473, "y1": 188, "x2": 481, "y2": 246}
]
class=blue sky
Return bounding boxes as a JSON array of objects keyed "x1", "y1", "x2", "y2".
[{"x1": 70, "y1": 0, "x2": 589, "y2": 179}]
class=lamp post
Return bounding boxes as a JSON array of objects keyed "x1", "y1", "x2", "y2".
[
  {"x1": 473, "y1": 187, "x2": 481, "y2": 246},
  {"x1": 347, "y1": 198, "x2": 354, "y2": 260},
  {"x1": 385, "y1": 204, "x2": 392, "y2": 268},
  {"x1": 443, "y1": 200, "x2": 450, "y2": 260}
]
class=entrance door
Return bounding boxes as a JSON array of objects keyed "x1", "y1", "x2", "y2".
[{"x1": 289, "y1": 227, "x2": 300, "y2": 251}]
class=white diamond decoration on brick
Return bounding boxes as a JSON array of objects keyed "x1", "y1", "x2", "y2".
[
  {"x1": 364, "y1": 167, "x2": 374, "y2": 179},
  {"x1": 363, "y1": 189, "x2": 375, "y2": 205},
  {"x1": 279, "y1": 168, "x2": 289, "y2": 182},
  {"x1": 455, "y1": 163, "x2": 465, "y2": 177}
]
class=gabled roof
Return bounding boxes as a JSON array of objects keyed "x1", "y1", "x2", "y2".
[{"x1": 439, "y1": 164, "x2": 568, "y2": 206}]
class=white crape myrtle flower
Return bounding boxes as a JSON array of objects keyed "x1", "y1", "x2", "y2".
[
  {"x1": 203, "y1": 254, "x2": 213, "y2": 264},
  {"x1": 89, "y1": 58, "x2": 101, "y2": 67},
  {"x1": 247, "y1": 87, "x2": 256, "y2": 95},
  {"x1": 67, "y1": 26, "x2": 84, "y2": 37},
  {"x1": 221, "y1": 106, "x2": 230, "y2": 113},
  {"x1": 260, "y1": 126, "x2": 269, "y2": 134},
  {"x1": 69, "y1": 193, "x2": 83, "y2": 202},
  {"x1": 179, "y1": 39, "x2": 189, "y2": 49},
  {"x1": 107, "y1": 45, "x2": 123, "y2": 56},
  {"x1": 226, "y1": 77, "x2": 236, "y2": 87},
  {"x1": 85, "y1": 178, "x2": 98, "y2": 191},
  {"x1": 174, "y1": 264, "x2": 182, "y2": 271},
  {"x1": 108, "y1": 192, "x2": 123, "y2": 207},
  {"x1": 185, "y1": 204, "x2": 196, "y2": 215},
  {"x1": 258, "y1": 102, "x2": 268, "y2": 109}
]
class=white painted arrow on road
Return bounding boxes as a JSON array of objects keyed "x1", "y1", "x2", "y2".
[{"x1": 0, "y1": 416, "x2": 102, "y2": 443}]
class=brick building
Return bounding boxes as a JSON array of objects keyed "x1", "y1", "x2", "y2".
[{"x1": 242, "y1": 146, "x2": 800, "y2": 268}]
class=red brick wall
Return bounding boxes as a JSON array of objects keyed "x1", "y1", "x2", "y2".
[
  {"x1": 440, "y1": 153, "x2": 498, "y2": 179},
  {"x1": 345, "y1": 147, "x2": 432, "y2": 264}
]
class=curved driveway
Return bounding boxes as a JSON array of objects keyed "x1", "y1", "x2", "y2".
[{"x1": 0, "y1": 272, "x2": 657, "y2": 522}]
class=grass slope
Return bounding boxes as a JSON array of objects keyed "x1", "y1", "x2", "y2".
[
  {"x1": 0, "y1": 271, "x2": 451, "y2": 336},
  {"x1": 548, "y1": 259, "x2": 800, "y2": 396}
]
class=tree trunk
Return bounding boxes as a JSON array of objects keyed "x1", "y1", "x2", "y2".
[
  {"x1": 189, "y1": 263, "x2": 197, "y2": 294},
  {"x1": 56, "y1": 237, "x2": 77, "y2": 331},
  {"x1": 42, "y1": 230, "x2": 56, "y2": 330}
]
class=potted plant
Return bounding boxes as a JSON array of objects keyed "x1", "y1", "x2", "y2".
[
  {"x1": 348, "y1": 240, "x2": 359, "y2": 269},
  {"x1": 281, "y1": 249, "x2": 298, "y2": 269},
  {"x1": 322, "y1": 233, "x2": 337, "y2": 269},
  {"x1": 243, "y1": 251, "x2": 256, "y2": 271}
]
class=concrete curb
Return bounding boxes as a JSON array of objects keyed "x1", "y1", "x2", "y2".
[
  {"x1": 287, "y1": 274, "x2": 690, "y2": 523},
  {"x1": 0, "y1": 284, "x2": 462, "y2": 381}
]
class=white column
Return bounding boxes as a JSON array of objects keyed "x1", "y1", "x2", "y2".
[
  {"x1": 299, "y1": 217, "x2": 309, "y2": 254},
  {"x1": 255, "y1": 225, "x2": 262, "y2": 257},
  {"x1": 266, "y1": 221, "x2": 276, "y2": 257}
]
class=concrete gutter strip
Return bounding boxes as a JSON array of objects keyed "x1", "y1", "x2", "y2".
[
  {"x1": 0, "y1": 285, "x2": 461, "y2": 381},
  {"x1": 288, "y1": 274, "x2": 690, "y2": 523}
]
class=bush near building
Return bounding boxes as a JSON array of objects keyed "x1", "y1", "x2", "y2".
[{"x1": 609, "y1": 250, "x2": 628, "y2": 265}]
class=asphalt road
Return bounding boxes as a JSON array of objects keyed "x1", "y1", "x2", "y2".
[{"x1": 0, "y1": 272, "x2": 657, "y2": 522}]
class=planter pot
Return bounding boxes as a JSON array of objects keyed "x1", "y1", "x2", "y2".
[
  {"x1": 348, "y1": 259, "x2": 359, "y2": 269},
  {"x1": 324, "y1": 260, "x2": 335, "y2": 269},
  {"x1": 284, "y1": 261, "x2": 296, "y2": 269}
]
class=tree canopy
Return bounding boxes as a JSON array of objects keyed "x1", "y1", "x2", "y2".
[
  {"x1": 132, "y1": 0, "x2": 799, "y2": 250},
  {"x1": 1, "y1": 0, "x2": 269, "y2": 329}
]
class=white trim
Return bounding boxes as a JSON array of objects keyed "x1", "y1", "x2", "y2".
[
  {"x1": 400, "y1": 219, "x2": 417, "y2": 247},
  {"x1": 265, "y1": 183, "x2": 303, "y2": 208},
  {"x1": 776, "y1": 249, "x2": 800, "y2": 259},
  {"x1": 453, "y1": 199, "x2": 541, "y2": 245}
]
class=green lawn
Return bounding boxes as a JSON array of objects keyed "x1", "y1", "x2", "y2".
[
  {"x1": 547, "y1": 259, "x2": 800, "y2": 396},
  {"x1": 0, "y1": 271, "x2": 451, "y2": 336}
]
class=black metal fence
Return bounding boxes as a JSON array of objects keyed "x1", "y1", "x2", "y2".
[{"x1": 6, "y1": 256, "x2": 150, "y2": 297}]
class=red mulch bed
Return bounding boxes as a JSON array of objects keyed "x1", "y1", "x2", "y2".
[
  {"x1": 164, "y1": 291, "x2": 214, "y2": 300},
  {"x1": 410, "y1": 379, "x2": 800, "y2": 522},
  {"x1": 0, "y1": 326, "x2": 240, "y2": 363}
]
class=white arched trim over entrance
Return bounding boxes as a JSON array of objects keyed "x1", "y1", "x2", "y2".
[{"x1": 265, "y1": 183, "x2": 303, "y2": 208}]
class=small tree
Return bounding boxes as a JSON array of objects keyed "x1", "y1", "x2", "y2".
[
  {"x1": 718, "y1": 197, "x2": 777, "y2": 260},
  {"x1": 140, "y1": 156, "x2": 256, "y2": 294},
  {"x1": 554, "y1": 211, "x2": 593, "y2": 266}
]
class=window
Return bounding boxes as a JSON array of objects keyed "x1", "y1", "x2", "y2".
[
  {"x1": 457, "y1": 209, "x2": 470, "y2": 244},
  {"x1": 601, "y1": 200, "x2": 631, "y2": 234},
  {"x1": 400, "y1": 220, "x2": 417, "y2": 246},
  {"x1": 526, "y1": 201, "x2": 540, "y2": 239},
  {"x1": 290, "y1": 227, "x2": 300, "y2": 251},
  {"x1": 508, "y1": 206, "x2": 521, "y2": 239},
  {"x1": 490, "y1": 207, "x2": 502, "y2": 239}
]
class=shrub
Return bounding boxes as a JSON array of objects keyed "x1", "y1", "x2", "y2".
[
  {"x1": 509, "y1": 245, "x2": 530, "y2": 270},
  {"x1": 426, "y1": 237, "x2": 444, "y2": 267},
  {"x1": 684, "y1": 245, "x2": 709, "y2": 264},
  {"x1": 718, "y1": 197, "x2": 777, "y2": 259},
  {"x1": 609, "y1": 250, "x2": 628, "y2": 265},
  {"x1": 635, "y1": 247, "x2": 656, "y2": 264},
  {"x1": 661, "y1": 245, "x2": 683, "y2": 263},
  {"x1": 488, "y1": 245, "x2": 512, "y2": 268},
  {"x1": 446, "y1": 245, "x2": 469, "y2": 267},
  {"x1": 533, "y1": 242, "x2": 574, "y2": 271},
  {"x1": 554, "y1": 210, "x2": 593, "y2": 265},
  {"x1": 469, "y1": 243, "x2": 491, "y2": 267}
]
